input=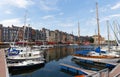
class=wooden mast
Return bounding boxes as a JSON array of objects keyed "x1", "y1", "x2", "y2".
[
  {"x1": 78, "y1": 21, "x2": 80, "y2": 44},
  {"x1": 96, "y1": 2, "x2": 100, "y2": 46},
  {"x1": 107, "y1": 20, "x2": 110, "y2": 52},
  {"x1": 23, "y1": 10, "x2": 27, "y2": 47}
]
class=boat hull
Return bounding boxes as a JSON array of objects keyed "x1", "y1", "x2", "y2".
[
  {"x1": 7, "y1": 57, "x2": 45, "y2": 62},
  {"x1": 8, "y1": 61, "x2": 45, "y2": 71},
  {"x1": 73, "y1": 55, "x2": 120, "y2": 62},
  {"x1": 72, "y1": 55, "x2": 119, "y2": 69},
  {"x1": 9, "y1": 63, "x2": 45, "y2": 75}
]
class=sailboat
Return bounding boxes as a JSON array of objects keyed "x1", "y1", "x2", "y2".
[
  {"x1": 73, "y1": 3, "x2": 120, "y2": 63},
  {"x1": 109, "y1": 21, "x2": 120, "y2": 51},
  {"x1": 6, "y1": 46, "x2": 45, "y2": 61},
  {"x1": 101, "y1": 21, "x2": 120, "y2": 54},
  {"x1": 7, "y1": 46, "x2": 45, "y2": 70},
  {"x1": 6, "y1": 25, "x2": 45, "y2": 61},
  {"x1": 7, "y1": 11, "x2": 45, "y2": 69}
]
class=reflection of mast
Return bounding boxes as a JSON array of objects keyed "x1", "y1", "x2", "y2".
[
  {"x1": 78, "y1": 21, "x2": 80, "y2": 43},
  {"x1": 96, "y1": 2, "x2": 100, "y2": 46}
]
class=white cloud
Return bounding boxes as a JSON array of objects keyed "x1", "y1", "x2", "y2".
[
  {"x1": 39, "y1": 0, "x2": 59, "y2": 11},
  {"x1": 90, "y1": 9, "x2": 94, "y2": 13},
  {"x1": 86, "y1": 18, "x2": 96, "y2": 26},
  {"x1": 42, "y1": 15, "x2": 55, "y2": 20},
  {"x1": 86, "y1": 14, "x2": 120, "y2": 25},
  {"x1": 63, "y1": 0, "x2": 72, "y2": 3},
  {"x1": 100, "y1": 14, "x2": 120, "y2": 22},
  {"x1": 90, "y1": 4, "x2": 109, "y2": 13},
  {"x1": 0, "y1": 0, "x2": 34, "y2": 8},
  {"x1": 42, "y1": 12, "x2": 64, "y2": 20},
  {"x1": 5, "y1": 10, "x2": 12, "y2": 14},
  {"x1": 59, "y1": 12, "x2": 64, "y2": 15},
  {"x1": 111, "y1": 2, "x2": 120, "y2": 10},
  {"x1": 100, "y1": 8, "x2": 107, "y2": 12},
  {"x1": 0, "y1": 18, "x2": 23, "y2": 27},
  {"x1": 58, "y1": 22, "x2": 74, "y2": 27}
]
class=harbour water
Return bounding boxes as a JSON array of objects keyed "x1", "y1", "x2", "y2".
[{"x1": 9, "y1": 45, "x2": 105, "y2": 77}]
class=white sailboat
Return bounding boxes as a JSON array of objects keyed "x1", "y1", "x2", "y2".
[
  {"x1": 7, "y1": 11, "x2": 45, "y2": 69},
  {"x1": 73, "y1": 3, "x2": 120, "y2": 63},
  {"x1": 6, "y1": 25, "x2": 45, "y2": 61},
  {"x1": 110, "y1": 21, "x2": 120, "y2": 51},
  {"x1": 101, "y1": 21, "x2": 120, "y2": 56}
]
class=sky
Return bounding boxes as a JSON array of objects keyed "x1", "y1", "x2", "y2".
[{"x1": 0, "y1": 0, "x2": 120, "y2": 40}]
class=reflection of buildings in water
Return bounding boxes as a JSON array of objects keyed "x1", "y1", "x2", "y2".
[
  {"x1": 45, "y1": 46, "x2": 75, "y2": 62},
  {"x1": 9, "y1": 63, "x2": 45, "y2": 76}
]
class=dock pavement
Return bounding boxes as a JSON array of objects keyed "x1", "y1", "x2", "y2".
[{"x1": 0, "y1": 49, "x2": 9, "y2": 77}]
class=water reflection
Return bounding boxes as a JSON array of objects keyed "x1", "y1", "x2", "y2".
[
  {"x1": 44, "y1": 46, "x2": 75, "y2": 62},
  {"x1": 9, "y1": 63, "x2": 45, "y2": 76},
  {"x1": 10, "y1": 46, "x2": 76, "y2": 77},
  {"x1": 10, "y1": 46, "x2": 106, "y2": 77}
]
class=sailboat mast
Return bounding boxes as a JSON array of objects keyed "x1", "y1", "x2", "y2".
[
  {"x1": 23, "y1": 10, "x2": 27, "y2": 47},
  {"x1": 95, "y1": 29, "x2": 97, "y2": 47},
  {"x1": 78, "y1": 21, "x2": 80, "y2": 37},
  {"x1": 107, "y1": 20, "x2": 110, "y2": 51},
  {"x1": 96, "y1": 2, "x2": 100, "y2": 46},
  {"x1": 78, "y1": 21, "x2": 80, "y2": 44}
]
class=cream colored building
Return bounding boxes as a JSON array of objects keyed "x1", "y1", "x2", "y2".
[{"x1": 92, "y1": 35, "x2": 105, "y2": 45}]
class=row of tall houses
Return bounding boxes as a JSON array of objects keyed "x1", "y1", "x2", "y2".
[
  {"x1": 0, "y1": 24, "x2": 46, "y2": 43},
  {"x1": 0, "y1": 24, "x2": 105, "y2": 45},
  {"x1": 0, "y1": 24, "x2": 80, "y2": 44},
  {"x1": 42, "y1": 28, "x2": 79, "y2": 44}
]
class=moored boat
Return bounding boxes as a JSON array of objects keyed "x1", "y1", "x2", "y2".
[
  {"x1": 6, "y1": 46, "x2": 45, "y2": 61},
  {"x1": 73, "y1": 46, "x2": 120, "y2": 65},
  {"x1": 8, "y1": 59, "x2": 45, "y2": 70}
]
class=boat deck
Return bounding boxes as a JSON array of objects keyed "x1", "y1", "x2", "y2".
[{"x1": 73, "y1": 56, "x2": 119, "y2": 66}]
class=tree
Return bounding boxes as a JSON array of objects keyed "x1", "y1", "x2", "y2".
[{"x1": 89, "y1": 37, "x2": 94, "y2": 43}]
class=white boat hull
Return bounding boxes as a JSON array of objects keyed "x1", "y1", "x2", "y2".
[
  {"x1": 73, "y1": 56, "x2": 120, "y2": 65},
  {"x1": 8, "y1": 60, "x2": 45, "y2": 69}
]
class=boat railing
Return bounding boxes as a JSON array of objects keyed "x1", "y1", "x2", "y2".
[
  {"x1": 86, "y1": 68, "x2": 109, "y2": 77},
  {"x1": 7, "y1": 62, "x2": 21, "y2": 66}
]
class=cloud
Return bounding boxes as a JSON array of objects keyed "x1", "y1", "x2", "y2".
[
  {"x1": 63, "y1": 0, "x2": 72, "y2": 3},
  {"x1": 42, "y1": 12, "x2": 64, "y2": 20},
  {"x1": 90, "y1": 9, "x2": 94, "y2": 13},
  {"x1": 59, "y1": 12, "x2": 64, "y2": 15},
  {"x1": 100, "y1": 8, "x2": 107, "y2": 12},
  {"x1": 111, "y1": 2, "x2": 120, "y2": 10},
  {"x1": 86, "y1": 14, "x2": 120, "y2": 25},
  {"x1": 39, "y1": 0, "x2": 59, "y2": 11},
  {"x1": 42, "y1": 15, "x2": 55, "y2": 20},
  {"x1": 0, "y1": 0, "x2": 34, "y2": 8},
  {"x1": 4, "y1": 10, "x2": 12, "y2": 14},
  {"x1": 86, "y1": 18, "x2": 96, "y2": 26},
  {"x1": 90, "y1": 8, "x2": 107, "y2": 13},
  {"x1": 58, "y1": 22, "x2": 74, "y2": 27},
  {"x1": 0, "y1": 18, "x2": 23, "y2": 27},
  {"x1": 100, "y1": 14, "x2": 120, "y2": 22}
]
